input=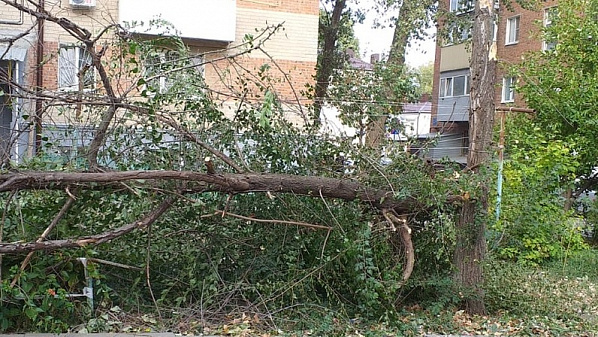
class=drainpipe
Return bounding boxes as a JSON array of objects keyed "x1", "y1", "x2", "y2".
[{"x1": 34, "y1": 0, "x2": 45, "y2": 155}]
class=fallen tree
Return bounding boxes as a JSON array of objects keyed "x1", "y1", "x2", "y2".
[{"x1": 0, "y1": 1, "x2": 466, "y2": 326}]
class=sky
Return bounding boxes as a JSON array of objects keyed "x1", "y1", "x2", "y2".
[{"x1": 352, "y1": 7, "x2": 437, "y2": 68}]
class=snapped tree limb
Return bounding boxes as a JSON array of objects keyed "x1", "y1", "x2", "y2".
[
  {"x1": 0, "y1": 196, "x2": 175, "y2": 254},
  {"x1": 0, "y1": 170, "x2": 416, "y2": 213}
]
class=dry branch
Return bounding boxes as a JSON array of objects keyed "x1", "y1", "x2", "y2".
[
  {"x1": 383, "y1": 210, "x2": 414, "y2": 284},
  {"x1": 213, "y1": 210, "x2": 331, "y2": 231},
  {"x1": 0, "y1": 197, "x2": 175, "y2": 254}
]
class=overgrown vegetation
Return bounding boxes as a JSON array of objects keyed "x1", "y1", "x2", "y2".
[{"x1": 0, "y1": 0, "x2": 597, "y2": 334}]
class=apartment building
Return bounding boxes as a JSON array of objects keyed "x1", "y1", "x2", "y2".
[
  {"x1": 430, "y1": 0, "x2": 557, "y2": 162},
  {"x1": 0, "y1": 0, "x2": 318, "y2": 161}
]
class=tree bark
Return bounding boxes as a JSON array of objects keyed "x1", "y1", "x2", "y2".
[
  {"x1": 313, "y1": 0, "x2": 347, "y2": 126},
  {"x1": 0, "y1": 170, "x2": 427, "y2": 255},
  {"x1": 0, "y1": 170, "x2": 417, "y2": 212},
  {"x1": 454, "y1": 0, "x2": 497, "y2": 316}
]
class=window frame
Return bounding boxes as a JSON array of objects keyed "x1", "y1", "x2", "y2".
[
  {"x1": 501, "y1": 76, "x2": 516, "y2": 103},
  {"x1": 450, "y1": 0, "x2": 474, "y2": 13},
  {"x1": 143, "y1": 50, "x2": 204, "y2": 95},
  {"x1": 58, "y1": 44, "x2": 96, "y2": 91},
  {"x1": 505, "y1": 15, "x2": 521, "y2": 45},
  {"x1": 439, "y1": 74, "x2": 470, "y2": 98}
]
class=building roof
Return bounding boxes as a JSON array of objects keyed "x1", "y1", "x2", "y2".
[
  {"x1": 346, "y1": 48, "x2": 374, "y2": 71},
  {"x1": 403, "y1": 101, "x2": 432, "y2": 114}
]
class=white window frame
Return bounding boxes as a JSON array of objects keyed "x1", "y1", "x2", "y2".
[
  {"x1": 439, "y1": 74, "x2": 470, "y2": 98},
  {"x1": 144, "y1": 51, "x2": 204, "y2": 95},
  {"x1": 58, "y1": 45, "x2": 95, "y2": 91},
  {"x1": 501, "y1": 76, "x2": 516, "y2": 103},
  {"x1": 446, "y1": 23, "x2": 472, "y2": 45},
  {"x1": 543, "y1": 7, "x2": 558, "y2": 51},
  {"x1": 450, "y1": 0, "x2": 474, "y2": 13},
  {"x1": 505, "y1": 15, "x2": 520, "y2": 45}
]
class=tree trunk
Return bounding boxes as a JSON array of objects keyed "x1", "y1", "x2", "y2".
[
  {"x1": 454, "y1": 0, "x2": 497, "y2": 316},
  {"x1": 365, "y1": 0, "x2": 434, "y2": 147},
  {"x1": 313, "y1": 0, "x2": 346, "y2": 126},
  {"x1": 364, "y1": 0, "x2": 411, "y2": 148}
]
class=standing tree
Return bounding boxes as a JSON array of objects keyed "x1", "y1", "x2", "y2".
[
  {"x1": 312, "y1": 0, "x2": 348, "y2": 125},
  {"x1": 454, "y1": 0, "x2": 497, "y2": 315},
  {"x1": 364, "y1": 0, "x2": 436, "y2": 147}
]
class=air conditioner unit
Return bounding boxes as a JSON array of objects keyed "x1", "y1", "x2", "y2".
[{"x1": 69, "y1": 0, "x2": 96, "y2": 8}]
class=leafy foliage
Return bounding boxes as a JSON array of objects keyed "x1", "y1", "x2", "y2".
[
  {"x1": 492, "y1": 115, "x2": 587, "y2": 264},
  {"x1": 517, "y1": 0, "x2": 598, "y2": 197},
  {"x1": 497, "y1": 0, "x2": 598, "y2": 264}
]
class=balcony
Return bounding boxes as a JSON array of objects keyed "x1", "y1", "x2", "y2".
[{"x1": 119, "y1": 0, "x2": 236, "y2": 43}]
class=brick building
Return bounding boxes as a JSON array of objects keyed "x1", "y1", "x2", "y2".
[
  {"x1": 0, "y1": 0, "x2": 318, "y2": 161},
  {"x1": 429, "y1": 0, "x2": 557, "y2": 162}
]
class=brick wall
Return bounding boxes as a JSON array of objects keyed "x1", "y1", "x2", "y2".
[
  {"x1": 494, "y1": 0, "x2": 558, "y2": 107},
  {"x1": 432, "y1": 0, "x2": 559, "y2": 131},
  {"x1": 3, "y1": 0, "x2": 319, "y2": 129},
  {"x1": 235, "y1": 7, "x2": 318, "y2": 63},
  {"x1": 0, "y1": 0, "x2": 25, "y2": 24},
  {"x1": 206, "y1": 55, "x2": 315, "y2": 103}
]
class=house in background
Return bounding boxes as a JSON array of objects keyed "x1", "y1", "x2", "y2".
[
  {"x1": 321, "y1": 50, "x2": 432, "y2": 144},
  {"x1": 388, "y1": 100, "x2": 432, "y2": 141},
  {"x1": 0, "y1": 0, "x2": 319, "y2": 162},
  {"x1": 430, "y1": 0, "x2": 557, "y2": 162}
]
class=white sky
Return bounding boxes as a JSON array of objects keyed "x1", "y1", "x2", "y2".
[{"x1": 352, "y1": 7, "x2": 437, "y2": 68}]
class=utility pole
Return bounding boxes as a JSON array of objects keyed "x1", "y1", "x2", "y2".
[
  {"x1": 453, "y1": 0, "x2": 497, "y2": 315},
  {"x1": 34, "y1": 0, "x2": 45, "y2": 155}
]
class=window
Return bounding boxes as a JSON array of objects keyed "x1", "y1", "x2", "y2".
[
  {"x1": 450, "y1": 0, "x2": 474, "y2": 13},
  {"x1": 502, "y1": 76, "x2": 516, "y2": 103},
  {"x1": 440, "y1": 74, "x2": 470, "y2": 98},
  {"x1": 445, "y1": 23, "x2": 472, "y2": 45},
  {"x1": 506, "y1": 16, "x2": 520, "y2": 45},
  {"x1": 543, "y1": 7, "x2": 558, "y2": 51},
  {"x1": 144, "y1": 51, "x2": 204, "y2": 94},
  {"x1": 144, "y1": 51, "x2": 179, "y2": 94},
  {"x1": 58, "y1": 45, "x2": 95, "y2": 90}
]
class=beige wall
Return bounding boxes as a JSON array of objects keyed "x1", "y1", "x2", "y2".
[
  {"x1": 439, "y1": 44, "x2": 470, "y2": 72},
  {"x1": 235, "y1": 8, "x2": 318, "y2": 63},
  {"x1": 1, "y1": 0, "x2": 318, "y2": 127}
]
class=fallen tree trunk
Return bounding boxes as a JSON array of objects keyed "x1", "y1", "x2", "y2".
[
  {"x1": 0, "y1": 170, "x2": 421, "y2": 255},
  {"x1": 0, "y1": 170, "x2": 417, "y2": 212}
]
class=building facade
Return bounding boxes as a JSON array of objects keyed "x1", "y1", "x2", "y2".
[
  {"x1": 430, "y1": 0, "x2": 557, "y2": 162},
  {"x1": 0, "y1": 0, "x2": 319, "y2": 162}
]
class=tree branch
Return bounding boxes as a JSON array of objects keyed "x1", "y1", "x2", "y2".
[
  {"x1": 383, "y1": 209, "x2": 414, "y2": 285},
  {"x1": 0, "y1": 196, "x2": 175, "y2": 254},
  {"x1": 210, "y1": 210, "x2": 331, "y2": 231}
]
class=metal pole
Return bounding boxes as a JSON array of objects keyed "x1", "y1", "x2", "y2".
[
  {"x1": 77, "y1": 258, "x2": 94, "y2": 314},
  {"x1": 494, "y1": 106, "x2": 534, "y2": 221}
]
